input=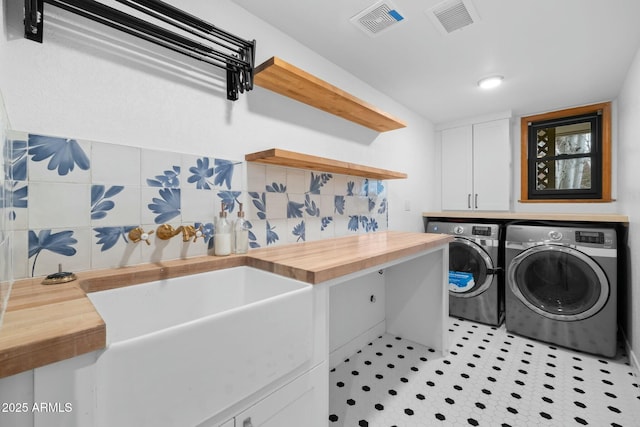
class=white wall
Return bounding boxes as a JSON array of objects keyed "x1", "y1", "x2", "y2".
[
  {"x1": 616, "y1": 45, "x2": 640, "y2": 367},
  {"x1": 0, "y1": 0, "x2": 437, "y2": 233}
]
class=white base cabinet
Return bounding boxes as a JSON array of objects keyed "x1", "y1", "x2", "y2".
[
  {"x1": 441, "y1": 117, "x2": 511, "y2": 211},
  {"x1": 230, "y1": 362, "x2": 327, "y2": 427}
]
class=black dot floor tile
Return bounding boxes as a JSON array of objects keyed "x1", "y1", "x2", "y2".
[{"x1": 329, "y1": 317, "x2": 640, "y2": 426}]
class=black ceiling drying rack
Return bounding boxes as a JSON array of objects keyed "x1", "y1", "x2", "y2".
[{"x1": 23, "y1": 0, "x2": 256, "y2": 100}]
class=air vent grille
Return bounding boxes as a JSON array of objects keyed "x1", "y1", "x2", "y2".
[
  {"x1": 350, "y1": 1, "x2": 405, "y2": 37},
  {"x1": 427, "y1": 0, "x2": 479, "y2": 34}
]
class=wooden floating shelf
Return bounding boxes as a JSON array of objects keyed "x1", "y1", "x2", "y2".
[
  {"x1": 253, "y1": 56, "x2": 407, "y2": 132},
  {"x1": 245, "y1": 148, "x2": 407, "y2": 180}
]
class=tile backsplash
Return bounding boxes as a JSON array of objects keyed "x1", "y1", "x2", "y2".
[{"x1": 3, "y1": 131, "x2": 388, "y2": 279}]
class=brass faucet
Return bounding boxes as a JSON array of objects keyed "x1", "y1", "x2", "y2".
[{"x1": 156, "y1": 224, "x2": 203, "y2": 242}]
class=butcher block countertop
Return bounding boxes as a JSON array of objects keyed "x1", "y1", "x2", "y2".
[
  {"x1": 247, "y1": 231, "x2": 453, "y2": 284},
  {"x1": 423, "y1": 211, "x2": 629, "y2": 223},
  {"x1": 0, "y1": 231, "x2": 451, "y2": 378}
]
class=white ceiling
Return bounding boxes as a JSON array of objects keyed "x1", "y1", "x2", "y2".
[{"x1": 235, "y1": 0, "x2": 640, "y2": 125}]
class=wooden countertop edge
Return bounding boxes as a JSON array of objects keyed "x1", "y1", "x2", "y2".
[
  {"x1": 0, "y1": 298, "x2": 106, "y2": 378},
  {"x1": 422, "y1": 211, "x2": 629, "y2": 223},
  {"x1": 0, "y1": 232, "x2": 451, "y2": 378}
]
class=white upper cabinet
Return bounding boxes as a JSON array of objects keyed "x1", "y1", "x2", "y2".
[{"x1": 441, "y1": 117, "x2": 511, "y2": 211}]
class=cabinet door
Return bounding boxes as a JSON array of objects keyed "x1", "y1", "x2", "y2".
[
  {"x1": 235, "y1": 363, "x2": 327, "y2": 427},
  {"x1": 441, "y1": 125, "x2": 474, "y2": 210},
  {"x1": 472, "y1": 118, "x2": 511, "y2": 211}
]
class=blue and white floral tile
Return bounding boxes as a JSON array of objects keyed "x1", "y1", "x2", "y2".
[
  {"x1": 90, "y1": 184, "x2": 141, "y2": 227},
  {"x1": 303, "y1": 194, "x2": 321, "y2": 219},
  {"x1": 91, "y1": 225, "x2": 142, "y2": 270},
  {"x1": 265, "y1": 166, "x2": 287, "y2": 192},
  {"x1": 27, "y1": 134, "x2": 91, "y2": 184},
  {"x1": 91, "y1": 142, "x2": 140, "y2": 186},
  {"x1": 362, "y1": 178, "x2": 384, "y2": 198},
  {"x1": 28, "y1": 227, "x2": 91, "y2": 278},
  {"x1": 359, "y1": 215, "x2": 381, "y2": 234},
  {"x1": 246, "y1": 219, "x2": 265, "y2": 249},
  {"x1": 247, "y1": 163, "x2": 266, "y2": 193},
  {"x1": 287, "y1": 218, "x2": 306, "y2": 244},
  {"x1": 285, "y1": 193, "x2": 306, "y2": 220},
  {"x1": 181, "y1": 188, "x2": 215, "y2": 223},
  {"x1": 28, "y1": 182, "x2": 91, "y2": 230},
  {"x1": 308, "y1": 171, "x2": 334, "y2": 195},
  {"x1": 246, "y1": 191, "x2": 266, "y2": 221},
  {"x1": 141, "y1": 149, "x2": 180, "y2": 189},
  {"x1": 181, "y1": 154, "x2": 214, "y2": 190},
  {"x1": 265, "y1": 219, "x2": 285, "y2": 247},
  {"x1": 213, "y1": 158, "x2": 243, "y2": 192},
  {"x1": 286, "y1": 168, "x2": 306, "y2": 194},
  {"x1": 306, "y1": 217, "x2": 333, "y2": 242},
  {"x1": 373, "y1": 213, "x2": 388, "y2": 232},
  {"x1": 141, "y1": 186, "x2": 181, "y2": 225},
  {"x1": 344, "y1": 177, "x2": 362, "y2": 197},
  {"x1": 333, "y1": 194, "x2": 346, "y2": 216}
]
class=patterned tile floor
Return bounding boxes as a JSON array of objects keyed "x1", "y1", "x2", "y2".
[{"x1": 329, "y1": 317, "x2": 640, "y2": 426}]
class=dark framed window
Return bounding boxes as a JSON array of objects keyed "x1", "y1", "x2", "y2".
[{"x1": 520, "y1": 102, "x2": 612, "y2": 203}]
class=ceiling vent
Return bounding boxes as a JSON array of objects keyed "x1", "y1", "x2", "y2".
[
  {"x1": 350, "y1": 1, "x2": 406, "y2": 37},
  {"x1": 426, "y1": 0, "x2": 480, "y2": 34}
]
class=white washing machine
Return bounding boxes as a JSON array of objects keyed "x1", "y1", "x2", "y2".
[
  {"x1": 505, "y1": 224, "x2": 618, "y2": 357},
  {"x1": 426, "y1": 221, "x2": 504, "y2": 326}
]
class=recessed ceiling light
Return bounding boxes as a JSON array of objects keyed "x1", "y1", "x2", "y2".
[{"x1": 478, "y1": 75, "x2": 503, "y2": 89}]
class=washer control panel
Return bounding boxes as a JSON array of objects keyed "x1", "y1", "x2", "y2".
[
  {"x1": 575, "y1": 230, "x2": 605, "y2": 244},
  {"x1": 472, "y1": 226, "x2": 493, "y2": 236}
]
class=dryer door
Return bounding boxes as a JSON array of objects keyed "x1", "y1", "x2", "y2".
[
  {"x1": 507, "y1": 244, "x2": 609, "y2": 321},
  {"x1": 449, "y1": 238, "x2": 496, "y2": 298}
]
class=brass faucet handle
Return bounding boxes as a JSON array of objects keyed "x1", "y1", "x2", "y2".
[
  {"x1": 182, "y1": 225, "x2": 204, "y2": 242},
  {"x1": 128, "y1": 227, "x2": 154, "y2": 245},
  {"x1": 156, "y1": 224, "x2": 182, "y2": 240},
  {"x1": 193, "y1": 225, "x2": 204, "y2": 242}
]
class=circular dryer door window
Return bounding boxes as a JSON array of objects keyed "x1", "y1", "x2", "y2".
[
  {"x1": 508, "y1": 245, "x2": 609, "y2": 321},
  {"x1": 449, "y1": 238, "x2": 494, "y2": 298}
]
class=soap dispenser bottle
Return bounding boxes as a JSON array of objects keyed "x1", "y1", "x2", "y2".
[
  {"x1": 214, "y1": 202, "x2": 231, "y2": 256},
  {"x1": 234, "y1": 202, "x2": 249, "y2": 254}
]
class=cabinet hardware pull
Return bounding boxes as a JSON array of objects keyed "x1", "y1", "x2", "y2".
[
  {"x1": 467, "y1": 194, "x2": 471, "y2": 209},
  {"x1": 475, "y1": 194, "x2": 478, "y2": 209}
]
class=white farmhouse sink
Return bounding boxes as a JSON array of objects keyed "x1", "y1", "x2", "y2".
[{"x1": 87, "y1": 266, "x2": 313, "y2": 427}]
